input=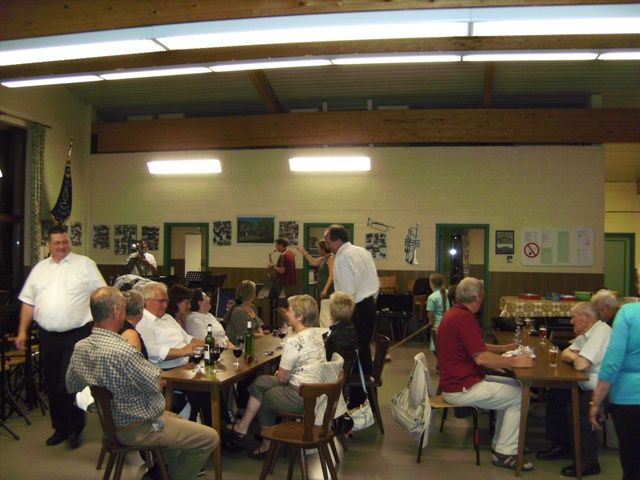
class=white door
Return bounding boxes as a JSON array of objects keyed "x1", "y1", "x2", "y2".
[{"x1": 185, "y1": 234, "x2": 202, "y2": 273}]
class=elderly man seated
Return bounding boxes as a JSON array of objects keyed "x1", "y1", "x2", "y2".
[
  {"x1": 437, "y1": 277, "x2": 535, "y2": 472},
  {"x1": 136, "y1": 281, "x2": 209, "y2": 424},
  {"x1": 590, "y1": 289, "x2": 619, "y2": 326},
  {"x1": 536, "y1": 302, "x2": 611, "y2": 477},
  {"x1": 67, "y1": 287, "x2": 218, "y2": 480}
]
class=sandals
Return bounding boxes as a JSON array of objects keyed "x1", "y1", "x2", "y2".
[
  {"x1": 221, "y1": 424, "x2": 247, "y2": 449},
  {"x1": 492, "y1": 451, "x2": 534, "y2": 471},
  {"x1": 247, "y1": 447, "x2": 269, "y2": 461}
]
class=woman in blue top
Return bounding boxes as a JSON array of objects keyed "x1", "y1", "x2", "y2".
[
  {"x1": 589, "y1": 302, "x2": 640, "y2": 479},
  {"x1": 426, "y1": 273, "x2": 450, "y2": 364}
]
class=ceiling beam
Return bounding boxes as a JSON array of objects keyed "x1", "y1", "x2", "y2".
[
  {"x1": 247, "y1": 71, "x2": 285, "y2": 114},
  {"x1": 2, "y1": 0, "x2": 632, "y2": 41},
  {"x1": 92, "y1": 108, "x2": 640, "y2": 153},
  {"x1": 3, "y1": 34, "x2": 640, "y2": 81}
]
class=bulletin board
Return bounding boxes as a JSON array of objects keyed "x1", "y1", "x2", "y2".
[{"x1": 521, "y1": 228, "x2": 594, "y2": 267}]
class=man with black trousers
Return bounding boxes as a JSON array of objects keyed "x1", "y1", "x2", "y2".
[
  {"x1": 16, "y1": 225, "x2": 106, "y2": 448},
  {"x1": 324, "y1": 224, "x2": 379, "y2": 405}
]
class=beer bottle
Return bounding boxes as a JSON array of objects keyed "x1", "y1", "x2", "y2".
[
  {"x1": 204, "y1": 324, "x2": 214, "y2": 366},
  {"x1": 244, "y1": 320, "x2": 255, "y2": 363}
]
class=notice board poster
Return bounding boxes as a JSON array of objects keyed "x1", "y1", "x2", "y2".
[{"x1": 521, "y1": 228, "x2": 594, "y2": 267}]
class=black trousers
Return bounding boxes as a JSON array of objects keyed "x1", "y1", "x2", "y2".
[
  {"x1": 348, "y1": 296, "x2": 376, "y2": 409},
  {"x1": 545, "y1": 387, "x2": 599, "y2": 466},
  {"x1": 610, "y1": 403, "x2": 640, "y2": 480},
  {"x1": 39, "y1": 324, "x2": 92, "y2": 434}
]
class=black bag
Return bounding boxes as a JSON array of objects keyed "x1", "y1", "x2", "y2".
[{"x1": 492, "y1": 317, "x2": 517, "y2": 331}]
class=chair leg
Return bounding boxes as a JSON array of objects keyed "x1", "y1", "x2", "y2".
[
  {"x1": 287, "y1": 447, "x2": 297, "y2": 480},
  {"x1": 153, "y1": 449, "x2": 169, "y2": 480},
  {"x1": 96, "y1": 446, "x2": 106, "y2": 470},
  {"x1": 103, "y1": 451, "x2": 117, "y2": 480},
  {"x1": 368, "y1": 387, "x2": 384, "y2": 434},
  {"x1": 440, "y1": 408, "x2": 448, "y2": 433},
  {"x1": 259, "y1": 443, "x2": 277, "y2": 480},
  {"x1": 0, "y1": 418, "x2": 20, "y2": 440},
  {"x1": 114, "y1": 452, "x2": 127, "y2": 480},
  {"x1": 329, "y1": 437, "x2": 341, "y2": 463},
  {"x1": 298, "y1": 448, "x2": 309, "y2": 480},
  {"x1": 320, "y1": 444, "x2": 339, "y2": 480},
  {"x1": 317, "y1": 447, "x2": 329, "y2": 480},
  {"x1": 417, "y1": 430, "x2": 424, "y2": 463},
  {"x1": 473, "y1": 411, "x2": 480, "y2": 466}
]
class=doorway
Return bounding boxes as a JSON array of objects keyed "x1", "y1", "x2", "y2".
[
  {"x1": 163, "y1": 223, "x2": 209, "y2": 280},
  {"x1": 604, "y1": 233, "x2": 635, "y2": 296},
  {"x1": 435, "y1": 224, "x2": 490, "y2": 327},
  {"x1": 301, "y1": 223, "x2": 354, "y2": 296}
]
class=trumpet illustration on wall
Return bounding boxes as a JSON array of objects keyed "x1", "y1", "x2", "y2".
[{"x1": 404, "y1": 223, "x2": 420, "y2": 265}]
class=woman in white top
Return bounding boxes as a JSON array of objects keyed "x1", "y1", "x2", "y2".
[
  {"x1": 223, "y1": 294, "x2": 326, "y2": 460},
  {"x1": 186, "y1": 288, "x2": 233, "y2": 347}
]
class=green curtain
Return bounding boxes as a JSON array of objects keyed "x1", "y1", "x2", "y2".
[{"x1": 30, "y1": 125, "x2": 46, "y2": 266}]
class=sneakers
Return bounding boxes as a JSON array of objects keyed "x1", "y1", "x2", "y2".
[{"x1": 492, "y1": 451, "x2": 534, "y2": 471}]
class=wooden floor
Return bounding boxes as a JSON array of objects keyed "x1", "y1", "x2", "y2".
[{"x1": 0, "y1": 342, "x2": 624, "y2": 479}]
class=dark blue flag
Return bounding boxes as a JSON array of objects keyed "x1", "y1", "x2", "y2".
[{"x1": 51, "y1": 140, "x2": 73, "y2": 225}]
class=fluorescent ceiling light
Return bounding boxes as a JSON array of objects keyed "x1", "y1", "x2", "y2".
[
  {"x1": 211, "y1": 59, "x2": 330, "y2": 72},
  {"x1": 0, "y1": 40, "x2": 164, "y2": 67},
  {"x1": 463, "y1": 52, "x2": 598, "y2": 62},
  {"x1": 147, "y1": 160, "x2": 221, "y2": 174},
  {"x1": 598, "y1": 51, "x2": 640, "y2": 60},
  {"x1": 100, "y1": 66, "x2": 210, "y2": 80},
  {"x1": 0, "y1": 169, "x2": 3, "y2": 178},
  {"x1": 472, "y1": 18, "x2": 640, "y2": 36},
  {"x1": 332, "y1": 54, "x2": 460, "y2": 65},
  {"x1": 158, "y1": 22, "x2": 468, "y2": 50},
  {"x1": 1, "y1": 75, "x2": 103, "y2": 88},
  {"x1": 289, "y1": 157, "x2": 371, "y2": 172}
]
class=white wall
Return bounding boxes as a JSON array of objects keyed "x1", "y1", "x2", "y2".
[{"x1": 86, "y1": 145, "x2": 605, "y2": 273}]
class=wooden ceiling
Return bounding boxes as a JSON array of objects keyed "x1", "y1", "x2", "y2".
[{"x1": 1, "y1": 0, "x2": 640, "y2": 162}]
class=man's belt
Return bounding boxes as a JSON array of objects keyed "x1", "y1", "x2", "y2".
[{"x1": 116, "y1": 419, "x2": 147, "y2": 432}]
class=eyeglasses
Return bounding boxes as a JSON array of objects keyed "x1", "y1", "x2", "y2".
[{"x1": 151, "y1": 298, "x2": 170, "y2": 304}]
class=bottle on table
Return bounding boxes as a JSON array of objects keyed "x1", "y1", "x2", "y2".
[
  {"x1": 244, "y1": 320, "x2": 255, "y2": 363},
  {"x1": 204, "y1": 324, "x2": 215, "y2": 366}
]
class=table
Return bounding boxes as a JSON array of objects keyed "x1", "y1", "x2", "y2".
[
  {"x1": 162, "y1": 335, "x2": 282, "y2": 480},
  {"x1": 493, "y1": 331, "x2": 589, "y2": 478},
  {"x1": 499, "y1": 296, "x2": 580, "y2": 318}
]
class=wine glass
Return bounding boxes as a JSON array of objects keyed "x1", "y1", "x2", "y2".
[
  {"x1": 278, "y1": 323, "x2": 287, "y2": 347},
  {"x1": 539, "y1": 325, "x2": 548, "y2": 345},
  {"x1": 217, "y1": 341, "x2": 226, "y2": 360},
  {"x1": 210, "y1": 346, "x2": 221, "y2": 373},
  {"x1": 191, "y1": 346, "x2": 204, "y2": 373},
  {"x1": 236, "y1": 335, "x2": 245, "y2": 350},
  {"x1": 232, "y1": 346, "x2": 243, "y2": 366}
]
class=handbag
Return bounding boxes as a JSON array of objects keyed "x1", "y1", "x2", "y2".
[
  {"x1": 348, "y1": 354, "x2": 375, "y2": 432},
  {"x1": 390, "y1": 352, "x2": 432, "y2": 444}
]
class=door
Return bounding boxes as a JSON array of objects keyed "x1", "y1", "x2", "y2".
[
  {"x1": 185, "y1": 234, "x2": 203, "y2": 272},
  {"x1": 301, "y1": 223, "x2": 354, "y2": 296},
  {"x1": 163, "y1": 223, "x2": 209, "y2": 279},
  {"x1": 435, "y1": 224, "x2": 490, "y2": 328},
  {"x1": 604, "y1": 233, "x2": 635, "y2": 296}
]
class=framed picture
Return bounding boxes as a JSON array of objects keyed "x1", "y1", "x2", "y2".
[
  {"x1": 496, "y1": 230, "x2": 515, "y2": 255},
  {"x1": 237, "y1": 216, "x2": 275, "y2": 244}
]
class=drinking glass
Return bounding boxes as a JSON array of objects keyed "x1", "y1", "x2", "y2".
[
  {"x1": 210, "y1": 346, "x2": 221, "y2": 373},
  {"x1": 539, "y1": 325, "x2": 548, "y2": 345},
  {"x1": 278, "y1": 323, "x2": 287, "y2": 347},
  {"x1": 191, "y1": 346, "x2": 204, "y2": 373},
  {"x1": 233, "y1": 346, "x2": 243, "y2": 366},
  {"x1": 548, "y1": 345, "x2": 559, "y2": 367},
  {"x1": 236, "y1": 335, "x2": 245, "y2": 349}
]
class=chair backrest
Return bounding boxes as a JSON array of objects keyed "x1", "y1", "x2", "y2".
[
  {"x1": 340, "y1": 349, "x2": 358, "y2": 388},
  {"x1": 299, "y1": 371, "x2": 345, "y2": 442},
  {"x1": 378, "y1": 276, "x2": 397, "y2": 294},
  {"x1": 412, "y1": 294, "x2": 427, "y2": 320},
  {"x1": 371, "y1": 333, "x2": 391, "y2": 383},
  {"x1": 90, "y1": 385, "x2": 121, "y2": 448},
  {"x1": 414, "y1": 352, "x2": 436, "y2": 397},
  {"x1": 412, "y1": 278, "x2": 432, "y2": 296}
]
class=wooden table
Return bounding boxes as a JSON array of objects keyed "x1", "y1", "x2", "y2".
[
  {"x1": 162, "y1": 335, "x2": 283, "y2": 480},
  {"x1": 493, "y1": 331, "x2": 589, "y2": 478}
]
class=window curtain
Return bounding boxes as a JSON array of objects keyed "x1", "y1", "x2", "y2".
[
  {"x1": 462, "y1": 229, "x2": 470, "y2": 279},
  {"x1": 30, "y1": 125, "x2": 45, "y2": 266}
]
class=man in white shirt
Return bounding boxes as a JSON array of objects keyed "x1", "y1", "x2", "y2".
[
  {"x1": 536, "y1": 302, "x2": 611, "y2": 477},
  {"x1": 16, "y1": 225, "x2": 106, "y2": 448},
  {"x1": 324, "y1": 224, "x2": 379, "y2": 375},
  {"x1": 135, "y1": 281, "x2": 211, "y2": 424},
  {"x1": 125, "y1": 240, "x2": 157, "y2": 276}
]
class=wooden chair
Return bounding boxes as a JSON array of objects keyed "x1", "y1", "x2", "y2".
[
  {"x1": 348, "y1": 334, "x2": 390, "y2": 434},
  {"x1": 260, "y1": 372, "x2": 345, "y2": 480},
  {"x1": 417, "y1": 354, "x2": 480, "y2": 465},
  {"x1": 90, "y1": 386, "x2": 168, "y2": 480},
  {"x1": 378, "y1": 276, "x2": 397, "y2": 294},
  {"x1": 402, "y1": 294, "x2": 430, "y2": 344}
]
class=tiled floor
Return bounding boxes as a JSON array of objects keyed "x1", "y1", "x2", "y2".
[{"x1": 0, "y1": 343, "x2": 623, "y2": 479}]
